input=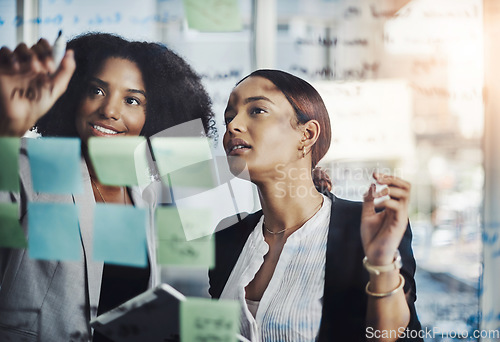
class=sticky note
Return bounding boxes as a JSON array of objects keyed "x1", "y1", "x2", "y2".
[
  {"x1": 28, "y1": 202, "x2": 81, "y2": 261},
  {"x1": 156, "y1": 207, "x2": 214, "y2": 268},
  {"x1": 174, "y1": 184, "x2": 238, "y2": 240},
  {"x1": 176, "y1": 205, "x2": 213, "y2": 242},
  {"x1": 157, "y1": 240, "x2": 214, "y2": 268},
  {"x1": 156, "y1": 207, "x2": 185, "y2": 241},
  {"x1": 0, "y1": 138, "x2": 20, "y2": 192},
  {"x1": 180, "y1": 297, "x2": 240, "y2": 342},
  {"x1": 93, "y1": 203, "x2": 148, "y2": 267},
  {"x1": 0, "y1": 203, "x2": 27, "y2": 248},
  {"x1": 88, "y1": 136, "x2": 150, "y2": 187},
  {"x1": 182, "y1": 0, "x2": 242, "y2": 32},
  {"x1": 168, "y1": 159, "x2": 217, "y2": 198},
  {"x1": 151, "y1": 137, "x2": 212, "y2": 179},
  {"x1": 27, "y1": 138, "x2": 83, "y2": 194}
]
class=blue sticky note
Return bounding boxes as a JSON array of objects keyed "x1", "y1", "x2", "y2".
[
  {"x1": 93, "y1": 203, "x2": 148, "y2": 267},
  {"x1": 27, "y1": 138, "x2": 83, "y2": 194},
  {"x1": 28, "y1": 202, "x2": 81, "y2": 261}
]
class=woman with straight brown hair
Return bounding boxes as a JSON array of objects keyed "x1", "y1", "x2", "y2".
[{"x1": 209, "y1": 69, "x2": 422, "y2": 341}]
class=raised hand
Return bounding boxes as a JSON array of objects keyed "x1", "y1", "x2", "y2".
[
  {"x1": 0, "y1": 39, "x2": 75, "y2": 136},
  {"x1": 361, "y1": 173, "x2": 411, "y2": 266}
]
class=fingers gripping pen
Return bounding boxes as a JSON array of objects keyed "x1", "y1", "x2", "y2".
[
  {"x1": 373, "y1": 174, "x2": 390, "y2": 206},
  {"x1": 52, "y1": 30, "x2": 66, "y2": 67}
]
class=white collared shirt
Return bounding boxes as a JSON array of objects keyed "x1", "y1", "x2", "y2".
[{"x1": 220, "y1": 195, "x2": 332, "y2": 342}]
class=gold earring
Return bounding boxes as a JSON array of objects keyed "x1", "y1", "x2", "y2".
[{"x1": 300, "y1": 134, "x2": 307, "y2": 158}]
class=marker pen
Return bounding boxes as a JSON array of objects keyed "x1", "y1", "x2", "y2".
[{"x1": 52, "y1": 30, "x2": 66, "y2": 67}]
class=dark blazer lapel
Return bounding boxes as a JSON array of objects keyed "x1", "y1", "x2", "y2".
[
  {"x1": 319, "y1": 193, "x2": 368, "y2": 341},
  {"x1": 209, "y1": 211, "x2": 263, "y2": 299}
]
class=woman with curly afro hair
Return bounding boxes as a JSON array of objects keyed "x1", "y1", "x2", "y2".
[
  {"x1": 35, "y1": 32, "x2": 216, "y2": 139},
  {"x1": 0, "y1": 32, "x2": 215, "y2": 341}
]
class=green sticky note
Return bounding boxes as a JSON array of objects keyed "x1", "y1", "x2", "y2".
[
  {"x1": 0, "y1": 138, "x2": 20, "y2": 192},
  {"x1": 0, "y1": 203, "x2": 27, "y2": 248},
  {"x1": 168, "y1": 159, "x2": 217, "y2": 191},
  {"x1": 151, "y1": 137, "x2": 212, "y2": 180},
  {"x1": 180, "y1": 298, "x2": 240, "y2": 342},
  {"x1": 156, "y1": 207, "x2": 185, "y2": 241},
  {"x1": 182, "y1": 0, "x2": 242, "y2": 32},
  {"x1": 156, "y1": 207, "x2": 214, "y2": 268},
  {"x1": 176, "y1": 206, "x2": 213, "y2": 241},
  {"x1": 157, "y1": 239, "x2": 214, "y2": 268},
  {"x1": 88, "y1": 137, "x2": 150, "y2": 186}
]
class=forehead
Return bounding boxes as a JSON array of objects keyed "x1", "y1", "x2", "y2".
[
  {"x1": 95, "y1": 57, "x2": 144, "y2": 86},
  {"x1": 230, "y1": 76, "x2": 285, "y2": 101}
]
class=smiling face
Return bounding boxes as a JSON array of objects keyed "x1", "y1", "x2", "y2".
[
  {"x1": 75, "y1": 57, "x2": 147, "y2": 144},
  {"x1": 223, "y1": 76, "x2": 304, "y2": 182}
]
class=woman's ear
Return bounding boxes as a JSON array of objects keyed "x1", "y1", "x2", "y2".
[{"x1": 302, "y1": 119, "x2": 321, "y2": 150}]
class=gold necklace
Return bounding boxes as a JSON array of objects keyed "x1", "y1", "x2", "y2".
[
  {"x1": 90, "y1": 177, "x2": 126, "y2": 204},
  {"x1": 264, "y1": 199, "x2": 323, "y2": 235}
]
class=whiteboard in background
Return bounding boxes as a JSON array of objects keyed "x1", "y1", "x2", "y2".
[{"x1": 313, "y1": 79, "x2": 415, "y2": 162}]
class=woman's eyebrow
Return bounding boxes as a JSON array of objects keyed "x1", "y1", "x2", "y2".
[
  {"x1": 90, "y1": 77, "x2": 146, "y2": 97},
  {"x1": 127, "y1": 89, "x2": 147, "y2": 97},
  {"x1": 90, "y1": 77, "x2": 107, "y2": 87},
  {"x1": 244, "y1": 96, "x2": 274, "y2": 104}
]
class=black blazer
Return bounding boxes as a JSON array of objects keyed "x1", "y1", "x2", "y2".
[{"x1": 209, "y1": 192, "x2": 423, "y2": 342}]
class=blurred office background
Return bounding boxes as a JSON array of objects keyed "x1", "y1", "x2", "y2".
[{"x1": 2, "y1": 0, "x2": 499, "y2": 340}]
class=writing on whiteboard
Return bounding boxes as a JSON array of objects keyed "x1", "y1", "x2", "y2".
[{"x1": 0, "y1": 12, "x2": 179, "y2": 28}]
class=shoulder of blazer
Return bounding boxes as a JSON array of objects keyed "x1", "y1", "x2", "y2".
[
  {"x1": 208, "y1": 210, "x2": 263, "y2": 299},
  {"x1": 326, "y1": 193, "x2": 363, "y2": 238},
  {"x1": 324, "y1": 192, "x2": 365, "y2": 287},
  {"x1": 319, "y1": 193, "x2": 368, "y2": 340}
]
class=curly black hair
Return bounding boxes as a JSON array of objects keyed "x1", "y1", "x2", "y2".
[{"x1": 35, "y1": 32, "x2": 216, "y2": 140}]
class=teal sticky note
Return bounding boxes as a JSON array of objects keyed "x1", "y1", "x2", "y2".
[
  {"x1": 182, "y1": 0, "x2": 242, "y2": 32},
  {"x1": 28, "y1": 202, "x2": 81, "y2": 261},
  {"x1": 156, "y1": 207, "x2": 214, "y2": 268},
  {"x1": 151, "y1": 137, "x2": 212, "y2": 179},
  {"x1": 93, "y1": 203, "x2": 148, "y2": 267},
  {"x1": 27, "y1": 138, "x2": 83, "y2": 194},
  {"x1": 0, "y1": 203, "x2": 27, "y2": 248},
  {"x1": 88, "y1": 136, "x2": 150, "y2": 187},
  {"x1": 180, "y1": 298, "x2": 240, "y2": 342},
  {"x1": 0, "y1": 138, "x2": 20, "y2": 192}
]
